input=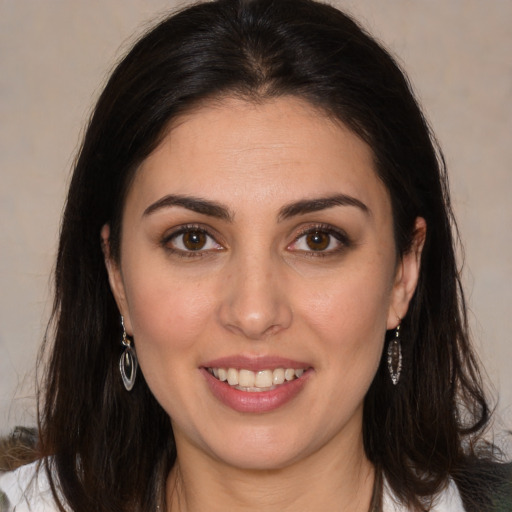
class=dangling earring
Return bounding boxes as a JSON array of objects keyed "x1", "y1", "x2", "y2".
[
  {"x1": 387, "y1": 321, "x2": 402, "y2": 385},
  {"x1": 120, "y1": 316, "x2": 138, "y2": 391}
]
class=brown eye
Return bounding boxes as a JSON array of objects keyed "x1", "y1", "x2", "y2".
[
  {"x1": 288, "y1": 225, "x2": 349, "y2": 255},
  {"x1": 305, "y1": 231, "x2": 330, "y2": 251},
  {"x1": 166, "y1": 227, "x2": 223, "y2": 254},
  {"x1": 182, "y1": 230, "x2": 207, "y2": 250}
]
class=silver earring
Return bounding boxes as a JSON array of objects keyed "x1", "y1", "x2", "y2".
[
  {"x1": 387, "y1": 322, "x2": 402, "y2": 386},
  {"x1": 120, "y1": 316, "x2": 138, "y2": 391}
]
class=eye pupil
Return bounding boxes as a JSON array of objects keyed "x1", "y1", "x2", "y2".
[
  {"x1": 306, "y1": 231, "x2": 329, "y2": 251},
  {"x1": 183, "y1": 231, "x2": 206, "y2": 250}
]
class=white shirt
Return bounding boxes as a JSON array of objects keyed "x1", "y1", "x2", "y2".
[
  {"x1": 0, "y1": 462, "x2": 61, "y2": 511},
  {"x1": 0, "y1": 461, "x2": 466, "y2": 511}
]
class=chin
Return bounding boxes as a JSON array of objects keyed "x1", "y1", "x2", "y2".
[{"x1": 203, "y1": 424, "x2": 323, "y2": 471}]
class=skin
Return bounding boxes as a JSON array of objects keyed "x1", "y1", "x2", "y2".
[{"x1": 103, "y1": 96, "x2": 425, "y2": 512}]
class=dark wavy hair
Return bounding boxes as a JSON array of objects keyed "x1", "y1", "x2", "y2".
[{"x1": 36, "y1": 0, "x2": 507, "y2": 510}]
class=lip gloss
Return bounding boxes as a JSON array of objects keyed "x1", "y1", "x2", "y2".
[{"x1": 201, "y1": 367, "x2": 311, "y2": 413}]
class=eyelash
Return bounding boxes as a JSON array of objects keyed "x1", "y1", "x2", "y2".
[
  {"x1": 161, "y1": 224, "x2": 223, "y2": 258},
  {"x1": 161, "y1": 223, "x2": 351, "y2": 258},
  {"x1": 289, "y1": 223, "x2": 351, "y2": 257}
]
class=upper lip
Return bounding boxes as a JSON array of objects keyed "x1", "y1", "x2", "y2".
[{"x1": 201, "y1": 355, "x2": 310, "y2": 372}]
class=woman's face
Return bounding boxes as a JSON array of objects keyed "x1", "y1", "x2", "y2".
[{"x1": 105, "y1": 96, "x2": 423, "y2": 471}]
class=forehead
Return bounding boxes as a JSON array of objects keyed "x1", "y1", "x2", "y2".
[{"x1": 125, "y1": 96, "x2": 390, "y2": 219}]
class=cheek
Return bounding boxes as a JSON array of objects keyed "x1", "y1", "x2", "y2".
[
  {"x1": 297, "y1": 263, "x2": 393, "y2": 369},
  {"x1": 301, "y1": 267, "x2": 392, "y2": 333},
  {"x1": 282, "y1": 269, "x2": 391, "y2": 437},
  {"x1": 123, "y1": 269, "x2": 215, "y2": 365},
  {"x1": 122, "y1": 271, "x2": 220, "y2": 421}
]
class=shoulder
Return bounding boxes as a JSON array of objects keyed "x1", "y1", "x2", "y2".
[
  {"x1": 430, "y1": 480, "x2": 467, "y2": 512},
  {"x1": 0, "y1": 460, "x2": 62, "y2": 512},
  {"x1": 383, "y1": 462, "x2": 512, "y2": 512},
  {"x1": 383, "y1": 478, "x2": 467, "y2": 512},
  {"x1": 456, "y1": 460, "x2": 512, "y2": 512}
]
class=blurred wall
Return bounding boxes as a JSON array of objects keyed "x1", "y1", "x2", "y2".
[{"x1": 1, "y1": 0, "x2": 511, "y2": 436}]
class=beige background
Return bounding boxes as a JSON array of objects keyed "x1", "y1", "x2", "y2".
[{"x1": 1, "y1": 1, "x2": 511, "y2": 439}]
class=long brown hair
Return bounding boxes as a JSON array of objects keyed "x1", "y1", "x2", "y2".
[{"x1": 36, "y1": 1, "x2": 504, "y2": 510}]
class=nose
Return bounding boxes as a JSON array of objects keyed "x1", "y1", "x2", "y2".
[{"x1": 218, "y1": 253, "x2": 293, "y2": 340}]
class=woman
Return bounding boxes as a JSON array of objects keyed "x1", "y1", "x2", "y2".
[{"x1": 0, "y1": 0, "x2": 510, "y2": 510}]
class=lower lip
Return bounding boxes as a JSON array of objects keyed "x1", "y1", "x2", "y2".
[{"x1": 202, "y1": 368, "x2": 311, "y2": 413}]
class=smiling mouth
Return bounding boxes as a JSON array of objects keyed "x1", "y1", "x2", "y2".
[{"x1": 206, "y1": 367, "x2": 306, "y2": 392}]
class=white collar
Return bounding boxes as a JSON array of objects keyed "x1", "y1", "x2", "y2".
[
  {"x1": 383, "y1": 477, "x2": 466, "y2": 512},
  {"x1": 0, "y1": 461, "x2": 59, "y2": 511},
  {"x1": 1, "y1": 461, "x2": 466, "y2": 512}
]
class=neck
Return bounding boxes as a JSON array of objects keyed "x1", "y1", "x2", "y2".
[{"x1": 165, "y1": 431, "x2": 375, "y2": 512}]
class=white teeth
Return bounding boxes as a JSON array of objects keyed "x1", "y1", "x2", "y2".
[
  {"x1": 273, "y1": 368, "x2": 285, "y2": 385},
  {"x1": 284, "y1": 368, "x2": 295, "y2": 381},
  {"x1": 238, "y1": 369, "x2": 255, "y2": 387},
  {"x1": 255, "y1": 370, "x2": 273, "y2": 388},
  {"x1": 227, "y1": 368, "x2": 239, "y2": 386},
  {"x1": 209, "y1": 367, "x2": 305, "y2": 390}
]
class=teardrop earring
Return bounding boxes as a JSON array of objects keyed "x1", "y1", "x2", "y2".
[
  {"x1": 387, "y1": 321, "x2": 402, "y2": 386},
  {"x1": 120, "y1": 316, "x2": 138, "y2": 391}
]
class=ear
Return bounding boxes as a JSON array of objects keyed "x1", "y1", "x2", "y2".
[
  {"x1": 101, "y1": 224, "x2": 133, "y2": 334},
  {"x1": 387, "y1": 217, "x2": 426, "y2": 329}
]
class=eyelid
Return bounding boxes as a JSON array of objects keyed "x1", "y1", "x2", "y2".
[
  {"x1": 287, "y1": 223, "x2": 351, "y2": 254},
  {"x1": 161, "y1": 223, "x2": 225, "y2": 256}
]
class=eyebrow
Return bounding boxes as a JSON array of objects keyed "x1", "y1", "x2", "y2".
[
  {"x1": 142, "y1": 192, "x2": 369, "y2": 222},
  {"x1": 278, "y1": 194, "x2": 370, "y2": 221},
  {"x1": 143, "y1": 194, "x2": 233, "y2": 221}
]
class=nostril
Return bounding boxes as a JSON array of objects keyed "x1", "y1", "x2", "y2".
[
  {"x1": 263, "y1": 324, "x2": 284, "y2": 337},
  {"x1": 219, "y1": 301, "x2": 293, "y2": 340}
]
